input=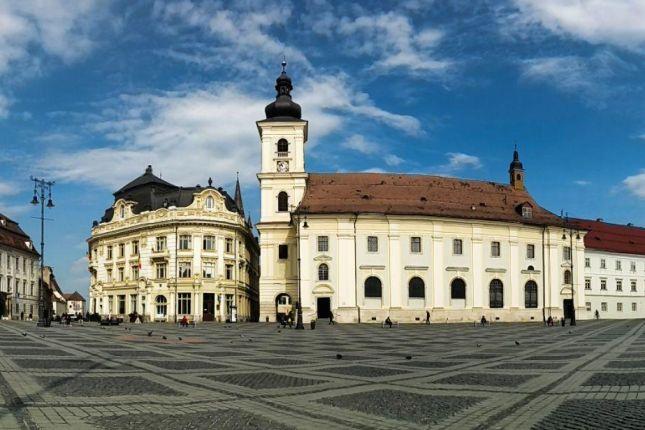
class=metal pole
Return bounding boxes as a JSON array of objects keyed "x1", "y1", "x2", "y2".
[
  {"x1": 570, "y1": 224, "x2": 576, "y2": 326},
  {"x1": 295, "y1": 210, "x2": 304, "y2": 329}
]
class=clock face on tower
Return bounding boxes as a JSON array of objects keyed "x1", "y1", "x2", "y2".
[{"x1": 277, "y1": 161, "x2": 289, "y2": 173}]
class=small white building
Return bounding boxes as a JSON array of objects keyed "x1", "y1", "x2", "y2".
[
  {"x1": 63, "y1": 291, "x2": 86, "y2": 316},
  {"x1": 571, "y1": 219, "x2": 645, "y2": 319}
]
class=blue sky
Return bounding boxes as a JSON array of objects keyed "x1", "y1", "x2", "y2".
[{"x1": 0, "y1": 0, "x2": 644, "y2": 299}]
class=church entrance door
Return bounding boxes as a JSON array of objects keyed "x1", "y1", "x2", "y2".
[
  {"x1": 563, "y1": 299, "x2": 574, "y2": 320},
  {"x1": 317, "y1": 297, "x2": 331, "y2": 319}
]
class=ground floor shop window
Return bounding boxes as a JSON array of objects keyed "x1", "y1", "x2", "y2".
[
  {"x1": 156, "y1": 295, "x2": 167, "y2": 317},
  {"x1": 118, "y1": 295, "x2": 126, "y2": 314},
  {"x1": 178, "y1": 293, "x2": 191, "y2": 315}
]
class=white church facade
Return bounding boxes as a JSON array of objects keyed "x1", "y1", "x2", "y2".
[{"x1": 256, "y1": 63, "x2": 593, "y2": 324}]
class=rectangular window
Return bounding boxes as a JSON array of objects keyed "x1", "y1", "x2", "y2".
[
  {"x1": 108, "y1": 295, "x2": 114, "y2": 313},
  {"x1": 616, "y1": 260, "x2": 622, "y2": 270},
  {"x1": 585, "y1": 278, "x2": 591, "y2": 290},
  {"x1": 107, "y1": 268, "x2": 113, "y2": 282},
  {"x1": 179, "y1": 235, "x2": 192, "y2": 250},
  {"x1": 202, "y1": 261, "x2": 216, "y2": 278},
  {"x1": 317, "y1": 236, "x2": 329, "y2": 252},
  {"x1": 156, "y1": 263, "x2": 166, "y2": 279},
  {"x1": 631, "y1": 280, "x2": 637, "y2": 292},
  {"x1": 225, "y1": 264, "x2": 233, "y2": 280},
  {"x1": 132, "y1": 240, "x2": 139, "y2": 256},
  {"x1": 179, "y1": 262, "x2": 192, "y2": 278},
  {"x1": 225, "y1": 238, "x2": 233, "y2": 253},
  {"x1": 616, "y1": 279, "x2": 622, "y2": 292},
  {"x1": 600, "y1": 279, "x2": 607, "y2": 290},
  {"x1": 453, "y1": 239, "x2": 463, "y2": 255},
  {"x1": 410, "y1": 237, "x2": 421, "y2": 253},
  {"x1": 107, "y1": 245, "x2": 113, "y2": 260},
  {"x1": 491, "y1": 241, "x2": 500, "y2": 257},
  {"x1": 278, "y1": 244, "x2": 288, "y2": 259},
  {"x1": 617, "y1": 302, "x2": 623, "y2": 312},
  {"x1": 155, "y1": 236, "x2": 166, "y2": 252},
  {"x1": 527, "y1": 244, "x2": 535, "y2": 259},
  {"x1": 118, "y1": 243, "x2": 125, "y2": 258},
  {"x1": 601, "y1": 302, "x2": 607, "y2": 312},
  {"x1": 630, "y1": 261, "x2": 636, "y2": 272},
  {"x1": 131, "y1": 265, "x2": 139, "y2": 279},
  {"x1": 632, "y1": 302, "x2": 637, "y2": 312},
  {"x1": 118, "y1": 295, "x2": 126, "y2": 314},
  {"x1": 178, "y1": 293, "x2": 191, "y2": 315},
  {"x1": 202, "y1": 235, "x2": 216, "y2": 251},
  {"x1": 130, "y1": 294, "x2": 137, "y2": 313},
  {"x1": 585, "y1": 301, "x2": 591, "y2": 311},
  {"x1": 600, "y1": 259, "x2": 606, "y2": 269},
  {"x1": 585, "y1": 257, "x2": 590, "y2": 268},
  {"x1": 118, "y1": 267, "x2": 124, "y2": 282},
  {"x1": 367, "y1": 236, "x2": 378, "y2": 253},
  {"x1": 563, "y1": 246, "x2": 571, "y2": 261}
]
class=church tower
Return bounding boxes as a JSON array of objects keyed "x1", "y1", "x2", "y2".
[
  {"x1": 509, "y1": 147, "x2": 525, "y2": 191},
  {"x1": 256, "y1": 61, "x2": 308, "y2": 322}
]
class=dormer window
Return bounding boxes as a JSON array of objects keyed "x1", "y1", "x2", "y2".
[
  {"x1": 120, "y1": 206, "x2": 125, "y2": 219},
  {"x1": 521, "y1": 206, "x2": 532, "y2": 219},
  {"x1": 277, "y1": 139, "x2": 288, "y2": 156},
  {"x1": 205, "y1": 196, "x2": 215, "y2": 209}
]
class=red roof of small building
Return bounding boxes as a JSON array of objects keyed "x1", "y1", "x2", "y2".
[
  {"x1": 569, "y1": 218, "x2": 645, "y2": 256},
  {"x1": 0, "y1": 213, "x2": 39, "y2": 256},
  {"x1": 63, "y1": 291, "x2": 86, "y2": 302},
  {"x1": 298, "y1": 173, "x2": 564, "y2": 227}
]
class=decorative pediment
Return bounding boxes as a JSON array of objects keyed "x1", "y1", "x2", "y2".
[
  {"x1": 559, "y1": 286, "x2": 576, "y2": 296},
  {"x1": 312, "y1": 284, "x2": 334, "y2": 295}
]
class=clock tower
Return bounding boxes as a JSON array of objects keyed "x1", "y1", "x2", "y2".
[{"x1": 256, "y1": 61, "x2": 308, "y2": 321}]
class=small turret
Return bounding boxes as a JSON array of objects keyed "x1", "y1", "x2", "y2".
[
  {"x1": 234, "y1": 172, "x2": 244, "y2": 216},
  {"x1": 509, "y1": 146, "x2": 525, "y2": 191}
]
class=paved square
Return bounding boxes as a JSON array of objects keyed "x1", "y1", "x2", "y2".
[{"x1": 0, "y1": 319, "x2": 643, "y2": 429}]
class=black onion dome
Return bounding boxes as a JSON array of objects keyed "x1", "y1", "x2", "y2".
[
  {"x1": 509, "y1": 149, "x2": 523, "y2": 171},
  {"x1": 265, "y1": 60, "x2": 302, "y2": 120}
]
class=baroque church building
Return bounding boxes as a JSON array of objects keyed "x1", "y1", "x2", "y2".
[
  {"x1": 257, "y1": 63, "x2": 589, "y2": 324},
  {"x1": 88, "y1": 167, "x2": 259, "y2": 322}
]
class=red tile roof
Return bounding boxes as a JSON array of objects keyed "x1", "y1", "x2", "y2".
[
  {"x1": 0, "y1": 213, "x2": 39, "y2": 256},
  {"x1": 569, "y1": 218, "x2": 645, "y2": 256},
  {"x1": 299, "y1": 173, "x2": 564, "y2": 227},
  {"x1": 63, "y1": 292, "x2": 86, "y2": 302}
]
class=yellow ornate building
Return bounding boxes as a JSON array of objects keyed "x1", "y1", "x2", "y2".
[{"x1": 88, "y1": 166, "x2": 259, "y2": 322}]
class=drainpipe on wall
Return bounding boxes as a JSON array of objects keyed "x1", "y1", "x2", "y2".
[{"x1": 353, "y1": 212, "x2": 360, "y2": 323}]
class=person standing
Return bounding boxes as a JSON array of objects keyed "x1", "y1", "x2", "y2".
[
  {"x1": 425, "y1": 310, "x2": 431, "y2": 325},
  {"x1": 329, "y1": 312, "x2": 335, "y2": 325}
]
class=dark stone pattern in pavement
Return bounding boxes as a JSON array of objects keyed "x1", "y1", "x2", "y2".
[
  {"x1": 37, "y1": 376, "x2": 184, "y2": 397},
  {"x1": 533, "y1": 399, "x2": 645, "y2": 430},
  {"x1": 434, "y1": 372, "x2": 537, "y2": 387},
  {"x1": 315, "y1": 365, "x2": 411, "y2": 378},
  {"x1": 605, "y1": 360, "x2": 645, "y2": 369},
  {"x1": 318, "y1": 389, "x2": 481, "y2": 425},
  {"x1": 89, "y1": 409, "x2": 294, "y2": 430},
  {"x1": 12, "y1": 358, "x2": 113, "y2": 370},
  {"x1": 0, "y1": 347, "x2": 71, "y2": 356},
  {"x1": 141, "y1": 360, "x2": 230, "y2": 370},
  {"x1": 582, "y1": 372, "x2": 645, "y2": 386},
  {"x1": 204, "y1": 372, "x2": 325, "y2": 389},
  {"x1": 490, "y1": 362, "x2": 567, "y2": 370}
]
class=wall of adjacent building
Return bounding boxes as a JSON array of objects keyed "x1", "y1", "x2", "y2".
[{"x1": 0, "y1": 247, "x2": 40, "y2": 319}]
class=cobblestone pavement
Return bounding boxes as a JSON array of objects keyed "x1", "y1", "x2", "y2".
[{"x1": 0, "y1": 319, "x2": 644, "y2": 429}]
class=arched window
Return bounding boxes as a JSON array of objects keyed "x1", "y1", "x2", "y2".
[
  {"x1": 155, "y1": 295, "x2": 167, "y2": 317},
  {"x1": 451, "y1": 278, "x2": 466, "y2": 299},
  {"x1": 525, "y1": 281, "x2": 538, "y2": 308},
  {"x1": 408, "y1": 277, "x2": 425, "y2": 298},
  {"x1": 364, "y1": 276, "x2": 382, "y2": 298},
  {"x1": 277, "y1": 139, "x2": 288, "y2": 153},
  {"x1": 563, "y1": 269, "x2": 572, "y2": 284},
  {"x1": 205, "y1": 196, "x2": 214, "y2": 209},
  {"x1": 489, "y1": 279, "x2": 504, "y2": 308},
  {"x1": 527, "y1": 265, "x2": 535, "y2": 271},
  {"x1": 120, "y1": 206, "x2": 125, "y2": 218},
  {"x1": 318, "y1": 263, "x2": 329, "y2": 281},
  {"x1": 276, "y1": 294, "x2": 291, "y2": 306},
  {"x1": 277, "y1": 192, "x2": 289, "y2": 212}
]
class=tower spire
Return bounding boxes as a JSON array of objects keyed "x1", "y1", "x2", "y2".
[
  {"x1": 509, "y1": 146, "x2": 525, "y2": 191},
  {"x1": 234, "y1": 172, "x2": 244, "y2": 216},
  {"x1": 264, "y1": 59, "x2": 302, "y2": 120}
]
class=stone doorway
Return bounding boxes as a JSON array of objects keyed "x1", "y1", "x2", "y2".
[
  {"x1": 317, "y1": 297, "x2": 331, "y2": 319},
  {"x1": 203, "y1": 293, "x2": 215, "y2": 322}
]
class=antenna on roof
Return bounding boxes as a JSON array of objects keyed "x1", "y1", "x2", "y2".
[{"x1": 281, "y1": 56, "x2": 287, "y2": 72}]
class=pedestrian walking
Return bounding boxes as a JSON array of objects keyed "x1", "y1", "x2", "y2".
[
  {"x1": 329, "y1": 312, "x2": 335, "y2": 325},
  {"x1": 425, "y1": 310, "x2": 431, "y2": 325}
]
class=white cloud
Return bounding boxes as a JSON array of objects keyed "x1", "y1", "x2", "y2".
[
  {"x1": 574, "y1": 180, "x2": 591, "y2": 186},
  {"x1": 0, "y1": 92, "x2": 8, "y2": 118},
  {"x1": 383, "y1": 154, "x2": 404, "y2": 167},
  {"x1": 341, "y1": 135, "x2": 379, "y2": 155},
  {"x1": 623, "y1": 170, "x2": 645, "y2": 199},
  {"x1": 519, "y1": 50, "x2": 632, "y2": 103},
  {"x1": 445, "y1": 152, "x2": 482, "y2": 170},
  {"x1": 513, "y1": 0, "x2": 645, "y2": 50},
  {"x1": 0, "y1": 180, "x2": 20, "y2": 196},
  {"x1": 337, "y1": 12, "x2": 451, "y2": 75},
  {"x1": 362, "y1": 167, "x2": 387, "y2": 173}
]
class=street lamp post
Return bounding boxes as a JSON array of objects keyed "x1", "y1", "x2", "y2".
[
  {"x1": 290, "y1": 206, "x2": 308, "y2": 330},
  {"x1": 562, "y1": 215, "x2": 581, "y2": 326},
  {"x1": 30, "y1": 177, "x2": 54, "y2": 327}
]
